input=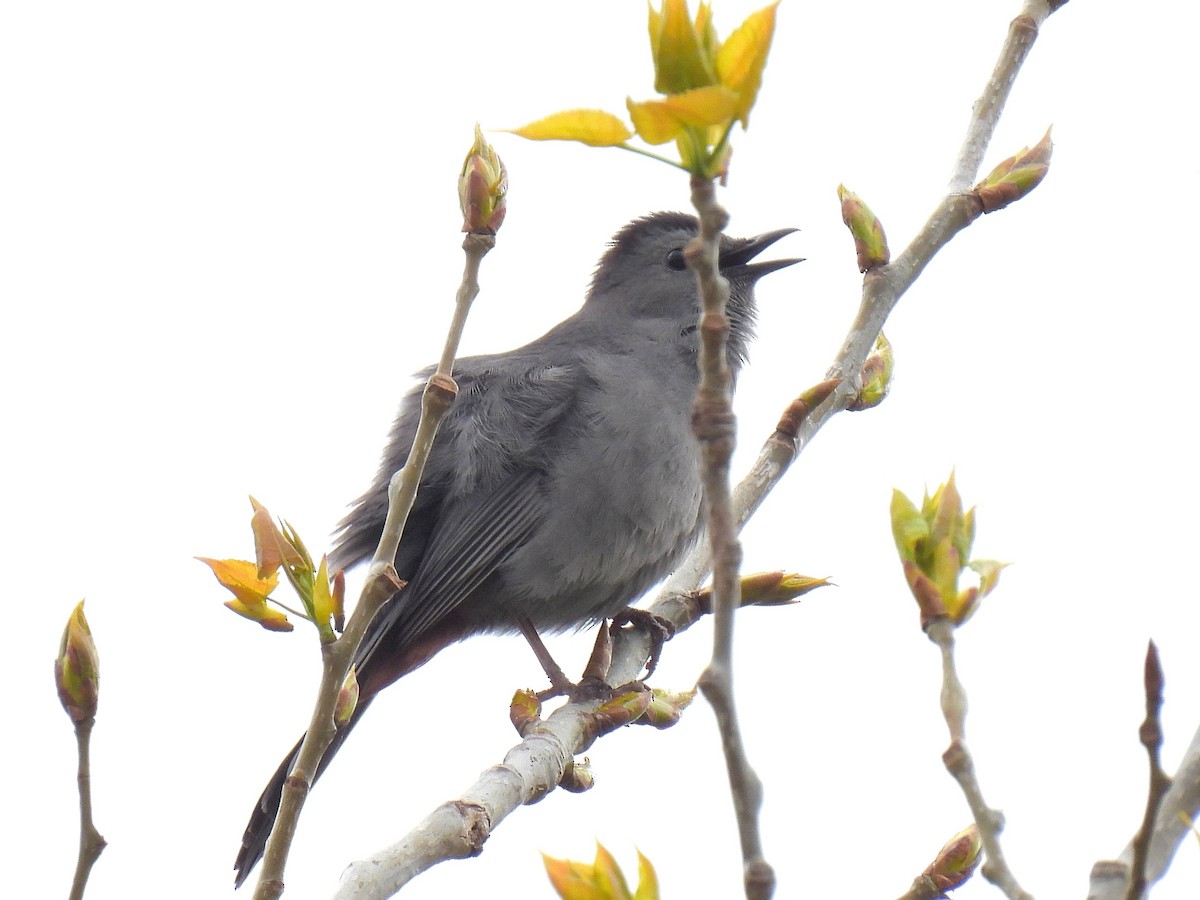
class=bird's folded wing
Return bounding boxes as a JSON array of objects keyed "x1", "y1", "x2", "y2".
[{"x1": 382, "y1": 470, "x2": 544, "y2": 645}]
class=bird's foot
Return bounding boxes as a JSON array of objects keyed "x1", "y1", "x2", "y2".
[{"x1": 610, "y1": 607, "x2": 676, "y2": 680}]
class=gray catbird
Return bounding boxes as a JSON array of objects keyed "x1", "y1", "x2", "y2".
[{"x1": 233, "y1": 211, "x2": 799, "y2": 886}]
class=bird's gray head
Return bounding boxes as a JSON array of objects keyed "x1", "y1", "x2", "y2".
[{"x1": 585, "y1": 212, "x2": 800, "y2": 366}]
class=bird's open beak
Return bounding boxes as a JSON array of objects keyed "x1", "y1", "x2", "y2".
[{"x1": 719, "y1": 227, "x2": 803, "y2": 281}]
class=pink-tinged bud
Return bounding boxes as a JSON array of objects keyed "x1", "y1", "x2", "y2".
[
  {"x1": 922, "y1": 824, "x2": 982, "y2": 891},
  {"x1": 973, "y1": 127, "x2": 1053, "y2": 213},
  {"x1": 509, "y1": 688, "x2": 542, "y2": 735},
  {"x1": 641, "y1": 687, "x2": 697, "y2": 728},
  {"x1": 55, "y1": 601, "x2": 99, "y2": 722},
  {"x1": 589, "y1": 689, "x2": 652, "y2": 737},
  {"x1": 459, "y1": 124, "x2": 508, "y2": 235},
  {"x1": 249, "y1": 496, "x2": 305, "y2": 579},
  {"x1": 838, "y1": 184, "x2": 890, "y2": 272},
  {"x1": 334, "y1": 666, "x2": 359, "y2": 729},
  {"x1": 848, "y1": 332, "x2": 894, "y2": 411},
  {"x1": 559, "y1": 757, "x2": 595, "y2": 794}
]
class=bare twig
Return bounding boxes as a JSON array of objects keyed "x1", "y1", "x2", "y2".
[
  {"x1": 67, "y1": 716, "x2": 106, "y2": 900},
  {"x1": 1087, "y1": 644, "x2": 1192, "y2": 900},
  {"x1": 927, "y1": 619, "x2": 1032, "y2": 900},
  {"x1": 1124, "y1": 641, "x2": 1171, "y2": 900},
  {"x1": 1087, "y1": 719, "x2": 1200, "y2": 899},
  {"x1": 252, "y1": 233, "x2": 494, "y2": 899},
  {"x1": 685, "y1": 175, "x2": 774, "y2": 900}
]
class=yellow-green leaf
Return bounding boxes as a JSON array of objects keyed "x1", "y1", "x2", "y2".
[
  {"x1": 627, "y1": 97, "x2": 686, "y2": 145},
  {"x1": 627, "y1": 85, "x2": 737, "y2": 144},
  {"x1": 970, "y1": 558, "x2": 1009, "y2": 598},
  {"x1": 510, "y1": 110, "x2": 633, "y2": 147},
  {"x1": 716, "y1": 1, "x2": 780, "y2": 125},
  {"x1": 310, "y1": 554, "x2": 339, "y2": 642},
  {"x1": 593, "y1": 843, "x2": 633, "y2": 899},
  {"x1": 198, "y1": 557, "x2": 292, "y2": 632},
  {"x1": 634, "y1": 850, "x2": 660, "y2": 900},
  {"x1": 890, "y1": 489, "x2": 927, "y2": 560},
  {"x1": 651, "y1": 0, "x2": 717, "y2": 94}
]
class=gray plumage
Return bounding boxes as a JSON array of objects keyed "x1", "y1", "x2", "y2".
[{"x1": 234, "y1": 211, "x2": 799, "y2": 887}]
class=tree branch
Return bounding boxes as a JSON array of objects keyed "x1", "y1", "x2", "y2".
[
  {"x1": 67, "y1": 716, "x2": 106, "y2": 900},
  {"x1": 252, "y1": 233, "x2": 493, "y2": 899},
  {"x1": 687, "y1": 175, "x2": 774, "y2": 900},
  {"x1": 927, "y1": 619, "x2": 1032, "y2": 900},
  {"x1": 1087, "y1": 651, "x2": 1200, "y2": 900}
]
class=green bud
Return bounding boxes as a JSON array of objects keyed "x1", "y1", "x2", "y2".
[{"x1": 55, "y1": 601, "x2": 99, "y2": 722}]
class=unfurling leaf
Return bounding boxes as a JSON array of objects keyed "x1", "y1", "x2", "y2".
[
  {"x1": 509, "y1": 110, "x2": 634, "y2": 147},
  {"x1": 974, "y1": 127, "x2": 1053, "y2": 213},
  {"x1": 649, "y1": 0, "x2": 718, "y2": 94},
  {"x1": 715, "y1": 1, "x2": 780, "y2": 125},
  {"x1": 627, "y1": 85, "x2": 739, "y2": 144},
  {"x1": 198, "y1": 557, "x2": 291, "y2": 632},
  {"x1": 514, "y1": 1, "x2": 779, "y2": 178},
  {"x1": 309, "y1": 555, "x2": 343, "y2": 642},
  {"x1": 250, "y1": 496, "x2": 304, "y2": 579},
  {"x1": 891, "y1": 474, "x2": 1007, "y2": 628},
  {"x1": 544, "y1": 843, "x2": 660, "y2": 900}
]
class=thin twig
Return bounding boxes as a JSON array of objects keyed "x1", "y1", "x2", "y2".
[
  {"x1": 927, "y1": 619, "x2": 1032, "y2": 900},
  {"x1": 1087, "y1": 720, "x2": 1200, "y2": 899},
  {"x1": 67, "y1": 716, "x2": 106, "y2": 900},
  {"x1": 1124, "y1": 641, "x2": 1171, "y2": 900},
  {"x1": 252, "y1": 233, "x2": 494, "y2": 899},
  {"x1": 687, "y1": 175, "x2": 774, "y2": 900}
]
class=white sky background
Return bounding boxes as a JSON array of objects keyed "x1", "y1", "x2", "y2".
[{"x1": 3, "y1": 1, "x2": 1199, "y2": 897}]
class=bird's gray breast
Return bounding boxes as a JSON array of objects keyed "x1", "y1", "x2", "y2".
[{"x1": 495, "y1": 346, "x2": 704, "y2": 629}]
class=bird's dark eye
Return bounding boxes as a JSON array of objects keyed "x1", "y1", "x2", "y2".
[{"x1": 665, "y1": 248, "x2": 687, "y2": 271}]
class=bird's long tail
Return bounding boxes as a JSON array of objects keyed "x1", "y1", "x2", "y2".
[
  {"x1": 232, "y1": 613, "x2": 469, "y2": 888},
  {"x1": 232, "y1": 696, "x2": 374, "y2": 888}
]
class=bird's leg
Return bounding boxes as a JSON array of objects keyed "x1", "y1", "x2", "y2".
[
  {"x1": 610, "y1": 607, "x2": 677, "y2": 681},
  {"x1": 517, "y1": 617, "x2": 575, "y2": 700}
]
